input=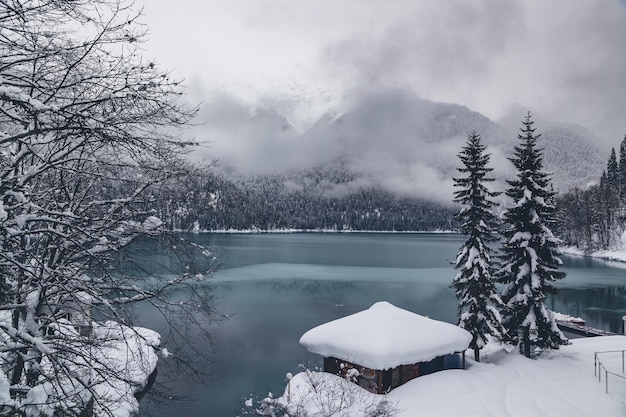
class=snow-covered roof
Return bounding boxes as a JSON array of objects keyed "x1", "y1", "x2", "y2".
[
  {"x1": 299, "y1": 301, "x2": 472, "y2": 370},
  {"x1": 274, "y1": 336, "x2": 626, "y2": 417}
]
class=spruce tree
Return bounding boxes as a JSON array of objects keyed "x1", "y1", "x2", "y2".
[
  {"x1": 597, "y1": 170, "x2": 611, "y2": 248},
  {"x1": 619, "y1": 136, "x2": 626, "y2": 202},
  {"x1": 497, "y1": 113, "x2": 569, "y2": 358},
  {"x1": 607, "y1": 148, "x2": 620, "y2": 223},
  {"x1": 452, "y1": 131, "x2": 504, "y2": 362}
]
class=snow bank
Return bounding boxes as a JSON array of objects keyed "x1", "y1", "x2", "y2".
[
  {"x1": 560, "y1": 246, "x2": 626, "y2": 263},
  {"x1": 142, "y1": 216, "x2": 163, "y2": 231},
  {"x1": 90, "y1": 322, "x2": 160, "y2": 417},
  {"x1": 0, "y1": 320, "x2": 160, "y2": 417},
  {"x1": 300, "y1": 301, "x2": 472, "y2": 370},
  {"x1": 553, "y1": 311, "x2": 585, "y2": 325},
  {"x1": 278, "y1": 336, "x2": 626, "y2": 417}
]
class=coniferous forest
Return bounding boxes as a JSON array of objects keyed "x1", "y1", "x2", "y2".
[
  {"x1": 136, "y1": 133, "x2": 626, "y2": 251},
  {"x1": 451, "y1": 116, "x2": 568, "y2": 360},
  {"x1": 146, "y1": 166, "x2": 457, "y2": 232},
  {"x1": 556, "y1": 135, "x2": 626, "y2": 251}
]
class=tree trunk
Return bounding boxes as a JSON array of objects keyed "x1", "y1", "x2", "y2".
[
  {"x1": 10, "y1": 309, "x2": 25, "y2": 386},
  {"x1": 523, "y1": 329, "x2": 531, "y2": 358},
  {"x1": 474, "y1": 348, "x2": 480, "y2": 362}
]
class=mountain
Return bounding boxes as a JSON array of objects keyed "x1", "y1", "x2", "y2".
[
  {"x1": 179, "y1": 91, "x2": 610, "y2": 231},
  {"x1": 539, "y1": 125, "x2": 606, "y2": 190},
  {"x1": 299, "y1": 91, "x2": 605, "y2": 196},
  {"x1": 498, "y1": 105, "x2": 607, "y2": 191},
  {"x1": 297, "y1": 91, "x2": 510, "y2": 202}
]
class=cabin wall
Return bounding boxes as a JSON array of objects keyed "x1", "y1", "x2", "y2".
[
  {"x1": 323, "y1": 352, "x2": 465, "y2": 394},
  {"x1": 323, "y1": 357, "x2": 339, "y2": 375},
  {"x1": 323, "y1": 357, "x2": 380, "y2": 393},
  {"x1": 401, "y1": 364, "x2": 419, "y2": 384}
]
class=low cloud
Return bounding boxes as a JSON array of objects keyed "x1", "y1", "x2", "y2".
[
  {"x1": 191, "y1": 93, "x2": 342, "y2": 176},
  {"x1": 179, "y1": 0, "x2": 625, "y2": 203},
  {"x1": 191, "y1": 89, "x2": 516, "y2": 204},
  {"x1": 321, "y1": 0, "x2": 626, "y2": 143}
]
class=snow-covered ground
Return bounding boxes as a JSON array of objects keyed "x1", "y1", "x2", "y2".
[
  {"x1": 0, "y1": 320, "x2": 161, "y2": 417},
  {"x1": 560, "y1": 246, "x2": 626, "y2": 263},
  {"x1": 261, "y1": 336, "x2": 626, "y2": 417}
]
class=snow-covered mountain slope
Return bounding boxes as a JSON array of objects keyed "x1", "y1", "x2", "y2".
[
  {"x1": 197, "y1": 90, "x2": 609, "y2": 201},
  {"x1": 300, "y1": 91, "x2": 606, "y2": 195}
]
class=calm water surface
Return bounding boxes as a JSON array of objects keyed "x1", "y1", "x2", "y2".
[{"x1": 140, "y1": 233, "x2": 626, "y2": 417}]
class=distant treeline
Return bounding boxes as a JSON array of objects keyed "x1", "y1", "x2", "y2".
[
  {"x1": 148, "y1": 166, "x2": 457, "y2": 232},
  {"x1": 556, "y1": 135, "x2": 626, "y2": 251},
  {"x1": 124, "y1": 134, "x2": 626, "y2": 243}
]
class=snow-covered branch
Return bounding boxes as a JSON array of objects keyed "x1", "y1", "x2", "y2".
[{"x1": 0, "y1": 1, "x2": 215, "y2": 416}]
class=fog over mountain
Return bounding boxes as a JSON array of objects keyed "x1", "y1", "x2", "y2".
[
  {"x1": 145, "y1": 0, "x2": 626, "y2": 146},
  {"x1": 193, "y1": 89, "x2": 609, "y2": 204}
]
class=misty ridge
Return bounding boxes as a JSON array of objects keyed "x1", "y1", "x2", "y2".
[{"x1": 191, "y1": 88, "x2": 608, "y2": 204}]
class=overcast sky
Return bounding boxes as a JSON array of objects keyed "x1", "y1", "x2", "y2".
[
  {"x1": 139, "y1": 0, "x2": 626, "y2": 184},
  {"x1": 142, "y1": 0, "x2": 626, "y2": 131}
]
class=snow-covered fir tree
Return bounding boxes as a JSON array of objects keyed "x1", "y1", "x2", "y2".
[
  {"x1": 451, "y1": 131, "x2": 504, "y2": 362},
  {"x1": 619, "y1": 135, "x2": 626, "y2": 202},
  {"x1": 606, "y1": 147, "x2": 620, "y2": 226},
  {"x1": 497, "y1": 113, "x2": 569, "y2": 358}
]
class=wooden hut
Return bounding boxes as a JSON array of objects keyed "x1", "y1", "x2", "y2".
[{"x1": 300, "y1": 301, "x2": 472, "y2": 393}]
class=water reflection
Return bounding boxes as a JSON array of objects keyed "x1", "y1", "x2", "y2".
[{"x1": 551, "y1": 286, "x2": 626, "y2": 333}]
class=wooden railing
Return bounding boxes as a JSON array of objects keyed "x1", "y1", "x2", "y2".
[{"x1": 594, "y1": 350, "x2": 626, "y2": 393}]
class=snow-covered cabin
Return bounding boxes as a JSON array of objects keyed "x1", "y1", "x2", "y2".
[{"x1": 300, "y1": 301, "x2": 472, "y2": 393}]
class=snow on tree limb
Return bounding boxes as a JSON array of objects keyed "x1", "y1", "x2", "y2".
[
  {"x1": 451, "y1": 131, "x2": 504, "y2": 362},
  {"x1": 0, "y1": 1, "x2": 217, "y2": 415},
  {"x1": 497, "y1": 113, "x2": 569, "y2": 357}
]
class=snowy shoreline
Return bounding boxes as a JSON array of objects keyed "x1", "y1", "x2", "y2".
[
  {"x1": 559, "y1": 246, "x2": 626, "y2": 263},
  {"x1": 179, "y1": 228, "x2": 458, "y2": 234}
]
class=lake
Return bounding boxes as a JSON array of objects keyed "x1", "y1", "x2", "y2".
[{"x1": 139, "y1": 232, "x2": 626, "y2": 417}]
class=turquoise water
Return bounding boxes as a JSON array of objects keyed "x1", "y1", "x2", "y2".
[{"x1": 139, "y1": 233, "x2": 626, "y2": 417}]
